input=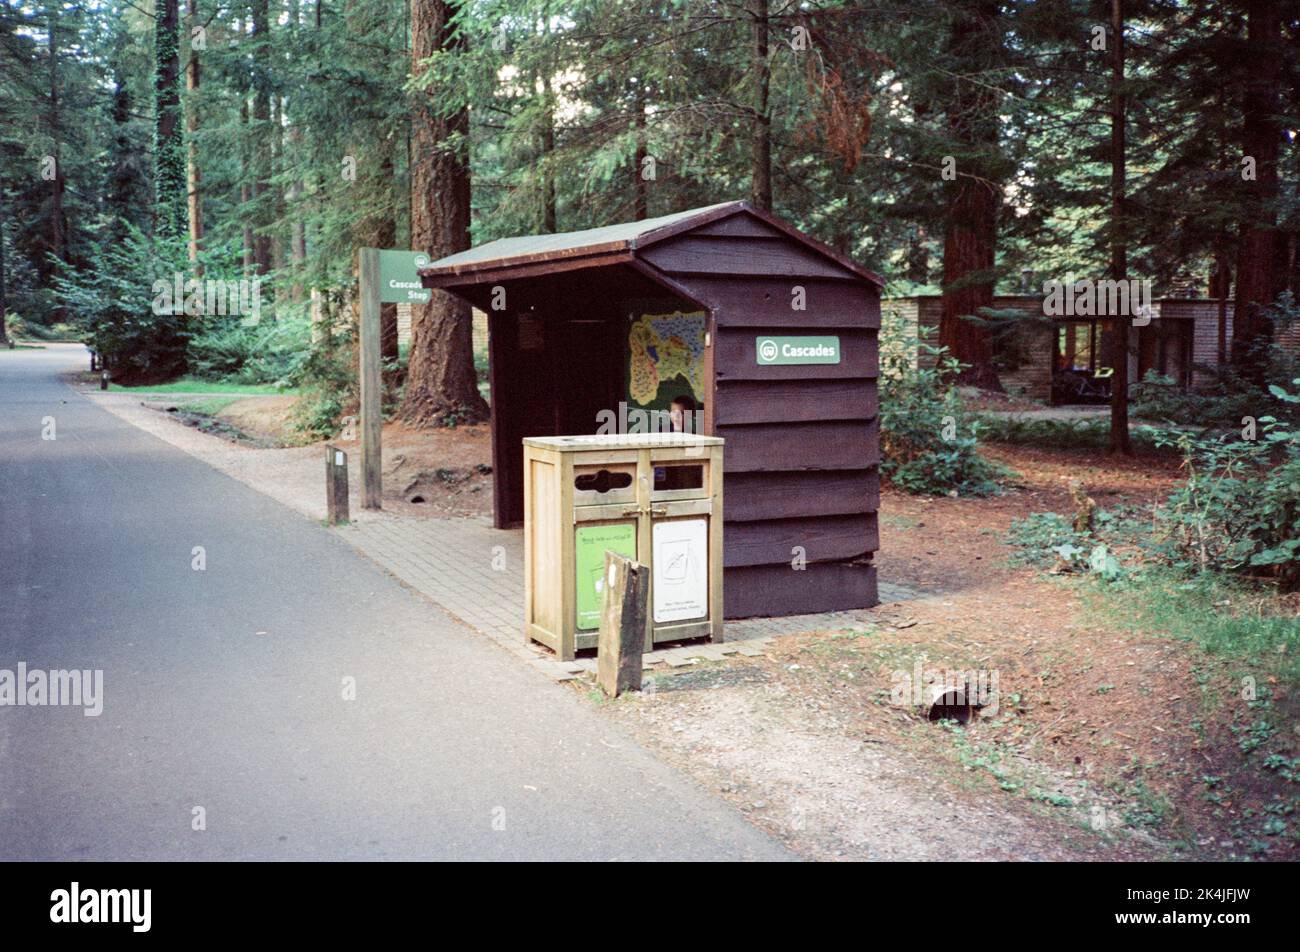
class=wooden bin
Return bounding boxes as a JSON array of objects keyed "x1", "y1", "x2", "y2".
[{"x1": 523, "y1": 433, "x2": 724, "y2": 661}]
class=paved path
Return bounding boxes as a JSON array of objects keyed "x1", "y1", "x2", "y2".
[{"x1": 0, "y1": 345, "x2": 789, "y2": 861}]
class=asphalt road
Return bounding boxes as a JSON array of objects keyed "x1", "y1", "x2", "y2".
[{"x1": 0, "y1": 345, "x2": 789, "y2": 861}]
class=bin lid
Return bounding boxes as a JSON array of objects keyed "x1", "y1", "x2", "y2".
[{"x1": 524, "y1": 433, "x2": 723, "y2": 452}]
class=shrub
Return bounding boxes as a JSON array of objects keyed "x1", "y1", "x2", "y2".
[
  {"x1": 1146, "y1": 384, "x2": 1300, "y2": 588},
  {"x1": 189, "y1": 308, "x2": 313, "y2": 386},
  {"x1": 288, "y1": 292, "x2": 357, "y2": 439},
  {"x1": 878, "y1": 322, "x2": 1009, "y2": 496},
  {"x1": 52, "y1": 225, "x2": 192, "y2": 383}
]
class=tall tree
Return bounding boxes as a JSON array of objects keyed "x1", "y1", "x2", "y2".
[
  {"x1": 1231, "y1": 0, "x2": 1285, "y2": 372},
  {"x1": 185, "y1": 0, "x2": 202, "y2": 269},
  {"x1": 937, "y1": 0, "x2": 1004, "y2": 389},
  {"x1": 250, "y1": 0, "x2": 272, "y2": 274},
  {"x1": 154, "y1": 0, "x2": 185, "y2": 240},
  {"x1": 749, "y1": 0, "x2": 772, "y2": 210},
  {"x1": 402, "y1": 0, "x2": 488, "y2": 425},
  {"x1": 1108, "y1": 0, "x2": 1132, "y2": 455}
]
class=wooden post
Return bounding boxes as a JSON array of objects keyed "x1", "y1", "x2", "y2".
[
  {"x1": 358, "y1": 247, "x2": 383, "y2": 509},
  {"x1": 596, "y1": 551, "x2": 648, "y2": 698},
  {"x1": 325, "y1": 444, "x2": 349, "y2": 525}
]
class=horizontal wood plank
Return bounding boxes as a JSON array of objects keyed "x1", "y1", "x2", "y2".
[
  {"x1": 687, "y1": 215, "x2": 789, "y2": 239},
  {"x1": 724, "y1": 469, "x2": 880, "y2": 521},
  {"x1": 718, "y1": 419, "x2": 880, "y2": 472},
  {"x1": 723, "y1": 513, "x2": 879, "y2": 567},
  {"x1": 669, "y1": 276, "x2": 881, "y2": 328},
  {"x1": 723, "y1": 560, "x2": 878, "y2": 618},
  {"x1": 715, "y1": 378, "x2": 878, "y2": 425},
  {"x1": 642, "y1": 236, "x2": 862, "y2": 281}
]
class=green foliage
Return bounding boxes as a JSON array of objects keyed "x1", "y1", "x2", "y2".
[
  {"x1": 51, "y1": 224, "x2": 191, "y2": 382},
  {"x1": 189, "y1": 310, "x2": 313, "y2": 386},
  {"x1": 288, "y1": 296, "x2": 357, "y2": 439},
  {"x1": 1146, "y1": 404, "x2": 1300, "y2": 588},
  {"x1": 878, "y1": 322, "x2": 1008, "y2": 496}
]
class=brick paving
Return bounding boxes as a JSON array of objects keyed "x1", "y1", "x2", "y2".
[{"x1": 340, "y1": 514, "x2": 919, "y2": 680}]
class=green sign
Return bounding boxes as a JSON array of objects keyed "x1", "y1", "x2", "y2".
[
  {"x1": 378, "y1": 250, "x2": 432, "y2": 304},
  {"x1": 575, "y1": 522, "x2": 638, "y2": 630},
  {"x1": 756, "y1": 335, "x2": 841, "y2": 365}
]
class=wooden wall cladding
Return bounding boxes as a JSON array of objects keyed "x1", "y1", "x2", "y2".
[
  {"x1": 717, "y1": 419, "x2": 880, "y2": 472},
  {"x1": 724, "y1": 469, "x2": 879, "y2": 522},
  {"x1": 674, "y1": 275, "x2": 881, "y2": 329},
  {"x1": 724, "y1": 512, "x2": 879, "y2": 568},
  {"x1": 724, "y1": 561, "x2": 878, "y2": 618},
  {"x1": 713, "y1": 378, "x2": 878, "y2": 425},
  {"x1": 641, "y1": 236, "x2": 861, "y2": 281}
]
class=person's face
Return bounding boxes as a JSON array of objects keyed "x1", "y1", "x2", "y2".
[{"x1": 669, "y1": 404, "x2": 685, "y2": 431}]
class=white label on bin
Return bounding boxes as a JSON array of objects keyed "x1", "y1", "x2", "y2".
[{"x1": 652, "y1": 518, "x2": 708, "y2": 624}]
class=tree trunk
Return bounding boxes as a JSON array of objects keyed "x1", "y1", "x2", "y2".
[
  {"x1": 749, "y1": 0, "x2": 772, "y2": 210},
  {"x1": 937, "y1": 0, "x2": 1001, "y2": 389},
  {"x1": 251, "y1": 0, "x2": 272, "y2": 275},
  {"x1": 633, "y1": 81, "x2": 647, "y2": 220},
  {"x1": 402, "y1": 0, "x2": 489, "y2": 426},
  {"x1": 1231, "y1": 0, "x2": 1283, "y2": 374},
  {"x1": 1, "y1": 177, "x2": 8, "y2": 343},
  {"x1": 48, "y1": 13, "x2": 66, "y2": 268},
  {"x1": 240, "y1": 98, "x2": 253, "y2": 272},
  {"x1": 540, "y1": 71, "x2": 557, "y2": 233},
  {"x1": 154, "y1": 0, "x2": 185, "y2": 241},
  {"x1": 185, "y1": 0, "x2": 202, "y2": 272},
  {"x1": 1108, "y1": 0, "x2": 1132, "y2": 456}
]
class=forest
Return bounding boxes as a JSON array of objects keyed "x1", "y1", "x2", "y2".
[{"x1": 0, "y1": 0, "x2": 1296, "y2": 429}]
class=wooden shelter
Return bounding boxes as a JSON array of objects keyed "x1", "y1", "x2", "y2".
[{"x1": 420, "y1": 201, "x2": 883, "y2": 619}]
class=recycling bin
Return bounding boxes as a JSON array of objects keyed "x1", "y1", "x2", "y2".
[{"x1": 523, "y1": 432, "x2": 724, "y2": 661}]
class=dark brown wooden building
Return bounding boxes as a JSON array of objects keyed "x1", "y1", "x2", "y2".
[{"x1": 421, "y1": 201, "x2": 882, "y2": 619}]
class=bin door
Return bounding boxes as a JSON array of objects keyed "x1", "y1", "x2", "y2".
[
  {"x1": 573, "y1": 520, "x2": 638, "y2": 631},
  {"x1": 649, "y1": 515, "x2": 710, "y2": 625}
]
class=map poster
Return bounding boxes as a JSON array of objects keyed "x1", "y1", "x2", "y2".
[
  {"x1": 574, "y1": 522, "x2": 638, "y2": 630},
  {"x1": 626, "y1": 309, "x2": 707, "y2": 428},
  {"x1": 652, "y1": 518, "x2": 709, "y2": 624}
]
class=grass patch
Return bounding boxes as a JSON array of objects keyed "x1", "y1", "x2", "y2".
[
  {"x1": 110, "y1": 376, "x2": 298, "y2": 396},
  {"x1": 1085, "y1": 569, "x2": 1300, "y2": 682},
  {"x1": 175, "y1": 396, "x2": 240, "y2": 416}
]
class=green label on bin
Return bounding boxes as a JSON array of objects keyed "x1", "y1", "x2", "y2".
[
  {"x1": 575, "y1": 522, "x2": 638, "y2": 630},
  {"x1": 755, "y1": 335, "x2": 841, "y2": 365}
]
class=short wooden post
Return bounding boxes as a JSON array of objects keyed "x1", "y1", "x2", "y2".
[
  {"x1": 596, "y1": 552, "x2": 648, "y2": 698},
  {"x1": 325, "y1": 444, "x2": 350, "y2": 525},
  {"x1": 100, "y1": 370, "x2": 108, "y2": 390},
  {"x1": 358, "y1": 247, "x2": 383, "y2": 509}
]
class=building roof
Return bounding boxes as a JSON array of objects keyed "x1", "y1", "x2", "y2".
[{"x1": 420, "y1": 200, "x2": 882, "y2": 287}]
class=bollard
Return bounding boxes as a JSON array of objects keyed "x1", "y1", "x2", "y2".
[
  {"x1": 100, "y1": 370, "x2": 108, "y2": 391},
  {"x1": 596, "y1": 551, "x2": 649, "y2": 698},
  {"x1": 325, "y1": 444, "x2": 350, "y2": 525}
]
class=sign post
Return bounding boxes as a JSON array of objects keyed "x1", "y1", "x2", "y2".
[
  {"x1": 357, "y1": 249, "x2": 433, "y2": 511},
  {"x1": 358, "y1": 249, "x2": 383, "y2": 509}
]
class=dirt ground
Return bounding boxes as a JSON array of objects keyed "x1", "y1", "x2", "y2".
[
  {"x1": 85, "y1": 380, "x2": 1298, "y2": 861},
  {"x1": 581, "y1": 444, "x2": 1299, "y2": 862}
]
